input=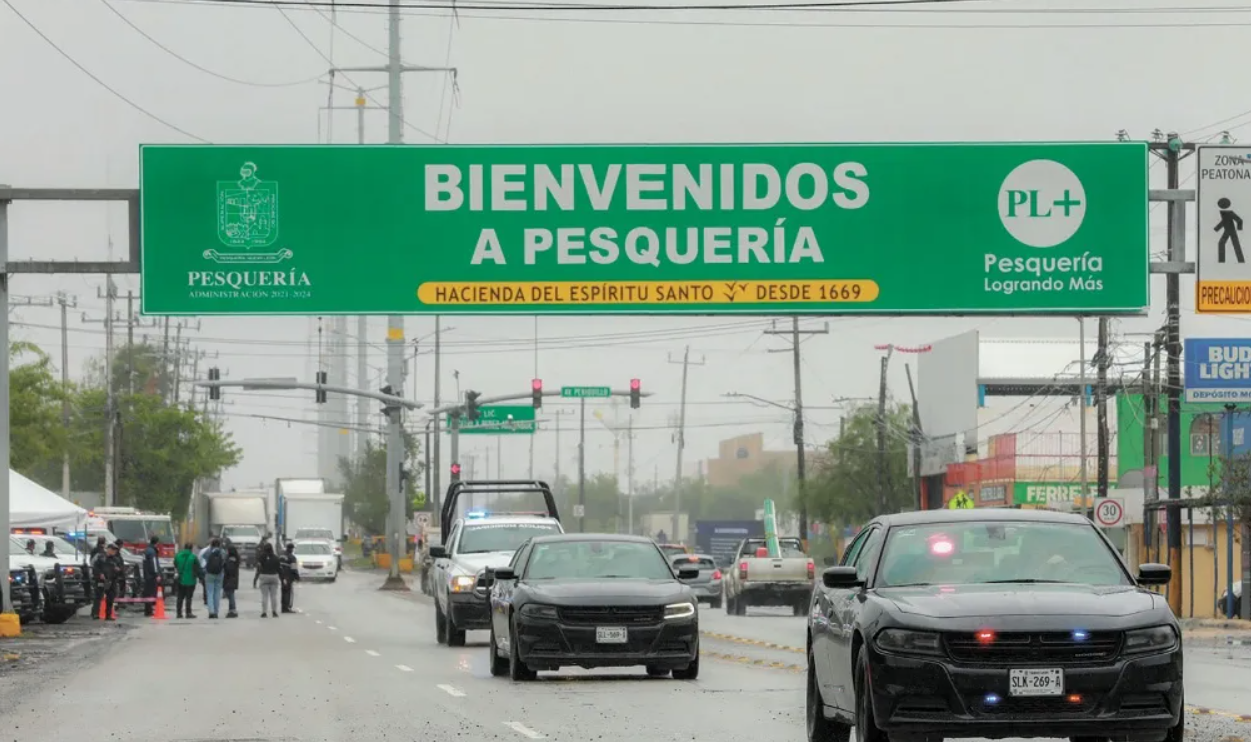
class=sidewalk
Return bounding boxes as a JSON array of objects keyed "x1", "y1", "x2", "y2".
[{"x1": 1182, "y1": 618, "x2": 1251, "y2": 643}]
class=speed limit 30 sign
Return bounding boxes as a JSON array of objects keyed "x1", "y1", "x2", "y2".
[{"x1": 1094, "y1": 498, "x2": 1125, "y2": 528}]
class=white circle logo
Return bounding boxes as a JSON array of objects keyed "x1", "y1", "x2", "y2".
[{"x1": 998, "y1": 159, "x2": 1087, "y2": 249}]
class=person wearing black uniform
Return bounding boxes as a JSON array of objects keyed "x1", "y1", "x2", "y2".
[
  {"x1": 279, "y1": 542, "x2": 300, "y2": 613},
  {"x1": 91, "y1": 544, "x2": 122, "y2": 621},
  {"x1": 142, "y1": 534, "x2": 161, "y2": 617},
  {"x1": 89, "y1": 536, "x2": 108, "y2": 619},
  {"x1": 113, "y1": 538, "x2": 130, "y2": 598}
]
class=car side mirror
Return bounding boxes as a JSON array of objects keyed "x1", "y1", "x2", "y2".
[
  {"x1": 822, "y1": 566, "x2": 863, "y2": 589},
  {"x1": 493, "y1": 567, "x2": 516, "y2": 582},
  {"x1": 1137, "y1": 563, "x2": 1171, "y2": 586},
  {"x1": 428, "y1": 546, "x2": 447, "y2": 559},
  {"x1": 823, "y1": 556, "x2": 839, "y2": 567},
  {"x1": 677, "y1": 567, "x2": 700, "y2": 581}
]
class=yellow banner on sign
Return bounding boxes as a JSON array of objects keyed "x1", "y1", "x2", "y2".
[
  {"x1": 1197, "y1": 281, "x2": 1251, "y2": 313},
  {"x1": 416, "y1": 280, "x2": 879, "y2": 306}
]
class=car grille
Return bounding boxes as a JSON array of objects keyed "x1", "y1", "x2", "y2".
[
  {"x1": 304, "y1": 562, "x2": 324, "y2": 569},
  {"x1": 559, "y1": 605, "x2": 663, "y2": 624},
  {"x1": 945, "y1": 631, "x2": 1122, "y2": 664}
]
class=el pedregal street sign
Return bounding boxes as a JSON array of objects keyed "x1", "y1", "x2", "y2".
[{"x1": 139, "y1": 143, "x2": 1149, "y2": 316}]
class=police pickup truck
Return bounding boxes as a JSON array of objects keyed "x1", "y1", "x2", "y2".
[
  {"x1": 9, "y1": 536, "x2": 92, "y2": 623},
  {"x1": 429, "y1": 480, "x2": 562, "y2": 647}
]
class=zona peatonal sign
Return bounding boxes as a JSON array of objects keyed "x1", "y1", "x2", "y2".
[{"x1": 138, "y1": 143, "x2": 1149, "y2": 316}]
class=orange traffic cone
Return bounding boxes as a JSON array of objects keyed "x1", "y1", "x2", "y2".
[
  {"x1": 152, "y1": 586, "x2": 168, "y2": 620},
  {"x1": 97, "y1": 597, "x2": 107, "y2": 620}
]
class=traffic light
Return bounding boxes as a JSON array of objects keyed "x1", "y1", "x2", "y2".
[
  {"x1": 532, "y1": 378, "x2": 543, "y2": 409},
  {"x1": 450, "y1": 462, "x2": 462, "y2": 481},
  {"x1": 630, "y1": 378, "x2": 641, "y2": 409},
  {"x1": 208, "y1": 367, "x2": 221, "y2": 401},
  {"x1": 315, "y1": 370, "x2": 327, "y2": 404},
  {"x1": 465, "y1": 390, "x2": 482, "y2": 421},
  {"x1": 380, "y1": 385, "x2": 399, "y2": 417}
]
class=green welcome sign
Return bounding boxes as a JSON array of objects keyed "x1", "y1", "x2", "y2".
[{"x1": 139, "y1": 143, "x2": 1148, "y2": 316}]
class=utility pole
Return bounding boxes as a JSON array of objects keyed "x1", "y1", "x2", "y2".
[
  {"x1": 1095, "y1": 317, "x2": 1111, "y2": 502},
  {"x1": 578, "y1": 398, "x2": 586, "y2": 533},
  {"x1": 626, "y1": 416, "x2": 635, "y2": 535},
  {"x1": 667, "y1": 346, "x2": 705, "y2": 543},
  {"x1": 432, "y1": 317, "x2": 442, "y2": 524},
  {"x1": 765, "y1": 319, "x2": 828, "y2": 541},
  {"x1": 82, "y1": 280, "x2": 118, "y2": 505},
  {"x1": 161, "y1": 317, "x2": 171, "y2": 402},
  {"x1": 1078, "y1": 319, "x2": 1089, "y2": 508},
  {"x1": 876, "y1": 348, "x2": 892, "y2": 516},
  {"x1": 57, "y1": 292, "x2": 76, "y2": 500},
  {"x1": 904, "y1": 363, "x2": 924, "y2": 509},
  {"x1": 126, "y1": 291, "x2": 135, "y2": 396}
]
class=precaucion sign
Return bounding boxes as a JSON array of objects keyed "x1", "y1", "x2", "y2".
[
  {"x1": 139, "y1": 143, "x2": 1150, "y2": 316},
  {"x1": 1197, "y1": 146, "x2": 1251, "y2": 313},
  {"x1": 1184, "y1": 338, "x2": 1251, "y2": 402}
]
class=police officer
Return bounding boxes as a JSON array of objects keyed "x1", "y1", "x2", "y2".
[
  {"x1": 279, "y1": 542, "x2": 300, "y2": 614},
  {"x1": 89, "y1": 536, "x2": 108, "y2": 619},
  {"x1": 91, "y1": 544, "x2": 122, "y2": 621},
  {"x1": 142, "y1": 535, "x2": 161, "y2": 617}
]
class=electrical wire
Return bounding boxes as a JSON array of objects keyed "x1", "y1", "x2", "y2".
[
  {"x1": 99, "y1": 0, "x2": 325, "y2": 87},
  {"x1": 2, "y1": 0, "x2": 210, "y2": 142},
  {"x1": 170, "y1": 0, "x2": 1021, "y2": 13}
]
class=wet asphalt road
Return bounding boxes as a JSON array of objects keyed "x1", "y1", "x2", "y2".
[{"x1": 0, "y1": 570, "x2": 1248, "y2": 742}]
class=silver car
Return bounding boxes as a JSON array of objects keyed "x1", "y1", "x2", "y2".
[{"x1": 670, "y1": 553, "x2": 722, "y2": 609}]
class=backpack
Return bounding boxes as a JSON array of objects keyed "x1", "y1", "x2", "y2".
[{"x1": 206, "y1": 548, "x2": 225, "y2": 575}]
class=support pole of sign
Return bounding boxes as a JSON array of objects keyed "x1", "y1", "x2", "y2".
[
  {"x1": 1078, "y1": 319, "x2": 1089, "y2": 511},
  {"x1": 1225, "y1": 404, "x2": 1236, "y2": 619},
  {"x1": 578, "y1": 397, "x2": 586, "y2": 533},
  {"x1": 1096, "y1": 317, "x2": 1111, "y2": 502},
  {"x1": 1161, "y1": 136, "x2": 1187, "y2": 617},
  {"x1": 0, "y1": 193, "x2": 11, "y2": 617},
  {"x1": 380, "y1": 0, "x2": 408, "y2": 591},
  {"x1": 432, "y1": 317, "x2": 442, "y2": 525}
]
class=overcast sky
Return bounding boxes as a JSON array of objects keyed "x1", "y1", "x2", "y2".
[{"x1": 2, "y1": 0, "x2": 1249, "y2": 493}]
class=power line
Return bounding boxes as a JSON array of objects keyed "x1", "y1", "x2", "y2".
[
  {"x1": 99, "y1": 0, "x2": 325, "y2": 87},
  {"x1": 169, "y1": 0, "x2": 1017, "y2": 13},
  {"x1": 2, "y1": 0, "x2": 209, "y2": 142}
]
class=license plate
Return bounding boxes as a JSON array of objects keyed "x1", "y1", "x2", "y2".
[
  {"x1": 1009, "y1": 668, "x2": 1063, "y2": 697},
  {"x1": 596, "y1": 626, "x2": 627, "y2": 644}
]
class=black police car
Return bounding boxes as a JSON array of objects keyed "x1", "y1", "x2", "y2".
[
  {"x1": 487, "y1": 533, "x2": 701, "y2": 681},
  {"x1": 806, "y1": 508, "x2": 1183, "y2": 742}
]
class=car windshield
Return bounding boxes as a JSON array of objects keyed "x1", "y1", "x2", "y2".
[
  {"x1": 222, "y1": 526, "x2": 262, "y2": 538},
  {"x1": 295, "y1": 543, "x2": 331, "y2": 555},
  {"x1": 109, "y1": 518, "x2": 174, "y2": 543},
  {"x1": 35, "y1": 537, "x2": 80, "y2": 557},
  {"x1": 526, "y1": 540, "x2": 674, "y2": 580},
  {"x1": 743, "y1": 538, "x2": 807, "y2": 558},
  {"x1": 458, "y1": 523, "x2": 560, "y2": 554},
  {"x1": 876, "y1": 521, "x2": 1131, "y2": 588},
  {"x1": 295, "y1": 529, "x2": 333, "y2": 540}
]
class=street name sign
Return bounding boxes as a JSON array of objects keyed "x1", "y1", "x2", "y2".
[
  {"x1": 1196, "y1": 146, "x2": 1251, "y2": 313},
  {"x1": 447, "y1": 404, "x2": 536, "y2": 435},
  {"x1": 139, "y1": 143, "x2": 1149, "y2": 316},
  {"x1": 561, "y1": 386, "x2": 611, "y2": 398}
]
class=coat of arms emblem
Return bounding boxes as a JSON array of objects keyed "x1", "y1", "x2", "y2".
[{"x1": 206, "y1": 162, "x2": 293, "y2": 265}]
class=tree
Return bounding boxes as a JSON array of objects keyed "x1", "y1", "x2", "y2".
[
  {"x1": 82, "y1": 341, "x2": 170, "y2": 398},
  {"x1": 337, "y1": 434, "x2": 421, "y2": 534},
  {"x1": 801, "y1": 403, "x2": 912, "y2": 527},
  {"x1": 11, "y1": 342, "x2": 69, "y2": 478}
]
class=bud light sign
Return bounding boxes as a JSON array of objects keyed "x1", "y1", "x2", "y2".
[{"x1": 1184, "y1": 338, "x2": 1251, "y2": 402}]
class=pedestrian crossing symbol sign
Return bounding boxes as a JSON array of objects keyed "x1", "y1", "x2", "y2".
[
  {"x1": 948, "y1": 491, "x2": 975, "y2": 510},
  {"x1": 1197, "y1": 146, "x2": 1251, "y2": 313}
]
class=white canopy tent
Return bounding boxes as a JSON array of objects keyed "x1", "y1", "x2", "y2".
[{"x1": 9, "y1": 470, "x2": 87, "y2": 531}]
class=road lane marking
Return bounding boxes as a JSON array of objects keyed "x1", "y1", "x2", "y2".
[
  {"x1": 315, "y1": 620, "x2": 323, "y2": 625},
  {"x1": 328, "y1": 626, "x2": 338, "y2": 631},
  {"x1": 503, "y1": 722, "x2": 545, "y2": 739},
  {"x1": 366, "y1": 650, "x2": 380, "y2": 657},
  {"x1": 437, "y1": 684, "x2": 466, "y2": 697},
  {"x1": 396, "y1": 664, "x2": 414, "y2": 672},
  {"x1": 344, "y1": 637, "x2": 356, "y2": 643}
]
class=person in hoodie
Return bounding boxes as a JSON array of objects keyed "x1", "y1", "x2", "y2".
[
  {"x1": 202, "y1": 538, "x2": 226, "y2": 619},
  {"x1": 173, "y1": 542, "x2": 200, "y2": 619},
  {"x1": 223, "y1": 545, "x2": 241, "y2": 618},
  {"x1": 253, "y1": 542, "x2": 281, "y2": 618}
]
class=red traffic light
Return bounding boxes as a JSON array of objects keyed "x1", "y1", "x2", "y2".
[
  {"x1": 532, "y1": 378, "x2": 542, "y2": 390},
  {"x1": 450, "y1": 463, "x2": 461, "y2": 475},
  {"x1": 630, "y1": 378, "x2": 640, "y2": 390}
]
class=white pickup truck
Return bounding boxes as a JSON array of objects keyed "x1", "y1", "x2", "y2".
[{"x1": 722, "y1": 536, "x2": 814, "y2": 617}]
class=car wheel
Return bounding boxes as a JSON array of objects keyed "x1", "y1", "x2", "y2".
[
  {"x1": 435, "y1": 600, "x2": 449, "y2": 645},
  {"x1": 447, "y1": 608, "x2": 467, "y2": 647},
  {"x1": 1164, "y1": 693, "x2": 1185, "y2": 742},
  {"x1": 489, "y1": 625, "x2": 509, "y2": 677},
  {"x1": 646, "y1": 665, "x2": 670, "y2": 678},
  {"x1": 807, "y1": 647, "x2": 851, "y2": 742},
  {"x1": 672, "y1": 641, "x2": 700, "y2": 680},
  {"x1": 509, "y1": 615, "x2": 536, "y2": 681},
  {"x1": 854, "y1": 649, "x2": 887, "y2": 742}
]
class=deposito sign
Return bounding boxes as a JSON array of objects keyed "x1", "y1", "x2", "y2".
[
  {"x1": 139, "y1": 143, "x2": 1149, "y2": 316},
  {"x1": 1183, "y1": 338, "x2": 1251, "y2": 402}
]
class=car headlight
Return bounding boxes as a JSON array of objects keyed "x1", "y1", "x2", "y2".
[
  {"x1": 874, "y1": 628, "x2": 944, "y2": 657},
  {"x1": 450, "y1": 575, "x2": 477, "y2": 593},
  {"x1": 520, "y1": 604, "x2": 559, "y2": 619},
  {"x1": 664, "y1": 602, "x2": 697, "y2": 620},
  {"x1": 1124, "y1": 625, "x2": 1177, "y2": 655}
]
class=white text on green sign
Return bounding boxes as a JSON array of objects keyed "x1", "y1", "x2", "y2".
[
  {"x1": 448, "y1": 405, "x2": 536, "y2": 435},
  {"x1": 561, "y1": 386, "x2": 611, "y2": 398}
]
